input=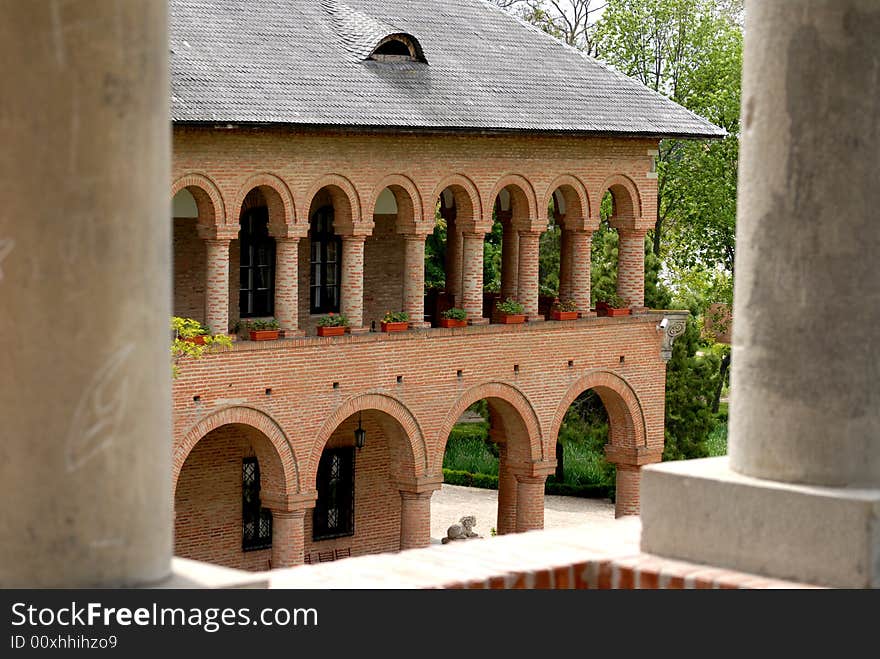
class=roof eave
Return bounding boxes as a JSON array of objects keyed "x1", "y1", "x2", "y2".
[{"x1": 171, "y1": 120, "x2": 727, "y2": 140}]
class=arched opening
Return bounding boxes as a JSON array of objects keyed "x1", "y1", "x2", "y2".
[
  {"x1": 300, "y1": 185, "x2": 356, "y2": 333},
  {"x1": 235, "y1": 189, "x2": 275, "y2": 320},
  {"x1": 425, "y1": 184, "x2": 477, "y2": 325},
  {"x1": 440, "y1": 394, "x2": 542, "y2": 537},
  {"x1": 552, "y1": 390, "x2": 615, "y2": 502},
  {"x1": 307, "y1": 408, "x2": 417, "y2": 561},
  {"x1": 552, "y1": 373, "x2": 649, "y2": 517},
  {"x1": 368, "y1": 33, "x2": 427, "y2": 63},
  {"x1": 171, "y1": 188, "x2": 207, "y2": 324},
  {"x1": 174, "y1": 423, "x2": 286, "y2": 571},
  {"x1": 594, "y1": 178, "x2": 643, "y2": 310},
  {"x1": 364, "y1": 186, "x2": 410, "y2": 328}
]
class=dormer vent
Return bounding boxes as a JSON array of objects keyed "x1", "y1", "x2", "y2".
[{"x1": 369, "y1": 34, "x2": 426, "y2": 63}]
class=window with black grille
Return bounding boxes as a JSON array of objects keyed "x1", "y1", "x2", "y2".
[
  {"x1": 242, "y1": 457, "x2": 272, "y2": 551},
  {"x1": 239, "y1": 206, "x2": 275, "y2": 318},
  {"x1": 309, "y1": 205, "x2": 341, "y2": 314},
  {"x1": 313, "y1": 447, "x2": 355, "y2": 541}
]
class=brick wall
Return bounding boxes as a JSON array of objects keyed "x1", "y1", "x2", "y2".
[
  {"x1": 173, "y1": 218, "x2": 206, "y2": 323},
  {"x1": 172, "y1": 315, "x2": 670, "y2": 566}
]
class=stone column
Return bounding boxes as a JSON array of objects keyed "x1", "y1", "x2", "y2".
[
  {"x1": 0, "y1": 1, "x2": 170, "y2": 587},
  {"x1": 270, "y1": 509, "x2": 306, "y2": 568},
  {"x1": 500, "y1": 215, "x2": 519, "y2": 301},
  {"x1": 274, "y1": 237, "x2": 300, "y2": 336},
  {"x1": 517, "y1": 230, "x2": 542, "y2": 321},
  {"x1": 514, "y1": 474, "x2": 546, "y2": 533},
  {"x1": 205, "y1": 239, "x2": 231, "y2": 335},
  {"x1": 496, "y1": 444, "x2": 518, "y2": 535},
  {"x1": 641, "y1": 0, "x2": 880, "y2": 588},
  {"x1": 445, "y1": 222, "x2": 463, "y2": 305},
  {"x1": 569, "y1": 230, "x2": 594, "y2": 316},
  {"x1": 399, "y1": 491, "x2": 433, "y2": 550},
  {"x1": 461, "y1": 231, "x2": 486, "y2": 323},
  {"x1": 402, "y1": 234, "x2": 427, "y2": 327},
  {"x1": 340, "y1": 235, "x2": 366, "y2": 331},
  {"x1": 558, "y1": 229, "x2": 572, "y2": 301},
  {"x1": 616, "y1": 228, "x2": 646, "y2": 310}
]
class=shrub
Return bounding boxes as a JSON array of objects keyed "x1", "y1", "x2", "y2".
[
  {"x1": 441, "y1": 307, "x2": 467, "y2": 321},
  {"x1": 382, "y1": 311, "x2": 409, "y2": 323},
  {"x1": 317, "y1": 313, "x2": 349, "y2": 327},
  {"x1": 170, "y1": 317, "x2": 232, "y2": 377},
  {"x1": 596, "y1": 292, "x2": 627, "y2": 309},
  {"x1": 495, "y1": 297, "x2": 524, "y2": 314},
  {"x1": 551, "y1": 297, "x2": 578, "y2": 312},
  {"x1": 243, "y1": 318, "x2": 279, "y2": 330}
]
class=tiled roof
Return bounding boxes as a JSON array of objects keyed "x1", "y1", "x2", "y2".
[{"x1": 170, "y1": 0, "x2": 725, "y2": 138}]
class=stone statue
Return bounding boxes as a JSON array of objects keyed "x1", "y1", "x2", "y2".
[{"x1": 441, "y1": 515, "x2": 480, "y2": 544}]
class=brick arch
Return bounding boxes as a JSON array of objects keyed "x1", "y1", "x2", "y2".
[
  {"x1": 370, "y1": 174, "x2": 424, "y2": 233},
  {"x1": 311, "y1": 393, "x2": 428, "y2": 481},
  {"x1": 303, "y1": 174, "x2": 364, "y2": 235},
  {"x1": 231, "y1": 173, "x2": 297, "y2": 237},
  {"x1": 437, "y1": 381, "x2": 543, "y2": 470},
  {"x1": 430, "y1": 173, "x2": 483, "y2": 232},
  {"x1": 550, "y1": 370, "x2": 647, "y2": 457},
  {"x1": 543, "y1": 174, "x2": 595, "y2": 231},
  {"x1": 489, "y1": 173, "x2": 540, "y2": 230},
  {"x1": 599, "y1": 174, "x2": 642, "y2": 224},
  {"x1": 171, "y1": 173, "x2": 226, "y2": 230},
  {"x1": 173, "y1": 405, "x2": 300, "y2": 497}
]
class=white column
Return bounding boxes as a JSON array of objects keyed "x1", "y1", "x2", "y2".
[{"x1": 0, "y1": 1, "x2": 171, "y2": 587}]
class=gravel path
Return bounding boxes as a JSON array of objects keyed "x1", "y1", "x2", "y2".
[{"x1": 430, "y1": 483, "x2": 615, "y2": 542}]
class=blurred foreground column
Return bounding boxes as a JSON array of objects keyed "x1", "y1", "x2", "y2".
[
  {"x1": 641, "y1": 0, "x2": 880, "y2": 588},
  {"x1": 0, "y1": 2, "x2": 172, "y2": 586}
]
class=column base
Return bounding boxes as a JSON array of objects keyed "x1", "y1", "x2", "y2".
[
  {"x1": 348, "y1": 326, "x2": 370, "y2": 335},
  {"x1": 279, "y1": 329, "x2": 306, "y2": 339},
  {"x1": 526, "y1": 315, "x2": 544, "y2": 323},
  {"x1": 467, "y1": 318, "x2": 490, "y2": 326},
  {"x1": 408, "y1": 321, "x2": 431, "y2": 330},
  {"x1": 641, "y1": 457, "x2": 880, "y2": 588},
  {"x1": 579, "y1": 311, "x2": 597, "y2": 318}
]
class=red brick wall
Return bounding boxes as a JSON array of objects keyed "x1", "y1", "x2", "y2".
[{"x1": 172, "y1": 218, "x2": 206, "y2": 323}]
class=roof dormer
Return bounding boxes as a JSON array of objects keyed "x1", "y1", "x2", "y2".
[{"x1": 369, "y1": 33, "x2": 426, "y2": 63}]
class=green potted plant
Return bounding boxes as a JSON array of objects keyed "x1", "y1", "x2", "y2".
[
  {"x1": 439, "y1": 307, "x2": 468, "y2": 328},
  {"x1": 244, "y1": 318, "x2": 281, "y2": 341},
  {"x1": 316, "y1": 312, "x2": 349, "y2": 337},
  {"x1": 550, "y1": 298, "x2": 579, "y2": 321},
  {"x1": 381, "y1": 311, "x2": 410, "y2": 332},
  {"x1": 596, "y1": 293, "x2": 631, "y2": 317},
  {"x1": 170, "y1": 317, "x2": 233, "y2": 377},
  {"x1": 495, "y1": 298, "x2": 526, "y2": 324}
]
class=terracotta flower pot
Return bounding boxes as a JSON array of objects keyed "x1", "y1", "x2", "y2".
[
  {"x1": 381, "y1": 321, "x2": 409, "y2": 332},
  {"x1": 550, "y1": 310, "x2": 579, "y2": 321},
  {"x1": 496, "y1": 313, "x2": 526, "y2": 324},
  {"x1": 317, "y1": 325, "x2": 346, "y2": 337},
  {"x1": 596, "y1": 302, "x2": 631, "y2": 317},
  {"x1": 183, "y1": 335, "x2": 207, "y2": 345},
  {"x1": 439, "y1": 318, "x2": 467, "y2": 328},
  {"x1": 249, "y1": 329, "x2": 280, "y2": 341}
]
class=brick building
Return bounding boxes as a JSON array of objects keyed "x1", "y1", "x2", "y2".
[{"x1": 169, "y1": 0, "x2": 722, "y2": 571}]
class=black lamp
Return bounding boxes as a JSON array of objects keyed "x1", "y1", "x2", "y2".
[{"x1": 354, "y1": 412, "x2": 366, "y2": 449}]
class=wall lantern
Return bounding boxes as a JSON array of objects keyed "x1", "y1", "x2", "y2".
[{"x1": 354, "y1": 412, "x2": 366, "y2": 450}]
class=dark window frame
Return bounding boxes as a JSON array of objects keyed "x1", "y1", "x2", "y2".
[
  {"x1": 309, "y1": 205, "x2": 342, "y2": 314},
  {"x1": 239, "y1": 206, "x2": 276, "y2": 319},
  {"x1": 312, "y1": 447, "x2": 355, "y2": 541},
  {"x1": 242, "y1": 457, "x2": 273, "y2": 552}
]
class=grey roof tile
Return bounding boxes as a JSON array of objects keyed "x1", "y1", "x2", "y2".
[{"x1": 170, "y1": 0, "x2": 725, "y2": 138}]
